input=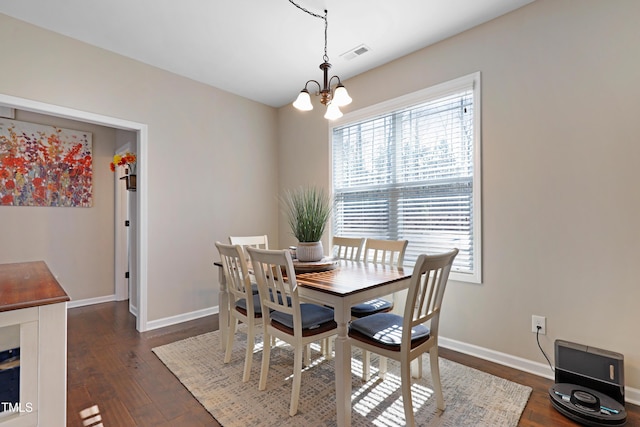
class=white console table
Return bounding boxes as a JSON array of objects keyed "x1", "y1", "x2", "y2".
[{"x1": 0, "y1": 261, "x2": 69, "y2": 426}]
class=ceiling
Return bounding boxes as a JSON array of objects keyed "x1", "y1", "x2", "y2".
[{"x1": 0, "y1": 0, "x2": 533, "y2": 108}]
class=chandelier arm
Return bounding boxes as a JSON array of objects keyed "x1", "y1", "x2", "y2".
[
  {"x1": 303, "y1": 80, "x2": 322, "y2": 94},
  {"x1": 328, "y1": 75, "x2": 342, "y2": 88}
]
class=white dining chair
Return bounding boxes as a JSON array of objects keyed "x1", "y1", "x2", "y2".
[
  {"x1": 325, "y1": 236, "x2": 366, "y2": 357},
  {"x1": 248, "y1": 247, "x2": 338, "y2": 417},
  {"x1": 352, "y1": 238, "x2": 408, "y2": 380},
  {"x1": 228, "y1": 234, "x2": 269, "y2": 251},
  {"x1": 332, "y1": 236, "x2": 365, "y2": 261},
  {"x1": 348, "y1": 249, "x2": 458, "y2": 427},
  {"x1": 215, "y1": 241, "x2": 265, "y2": 382},
  {"x1": 229, "y1": 235, "x2": 269, "y2": 295}
]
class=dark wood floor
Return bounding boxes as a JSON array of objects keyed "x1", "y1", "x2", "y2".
[{"x1": 67, "y1": 301, "x2": 640, "y2": 426}]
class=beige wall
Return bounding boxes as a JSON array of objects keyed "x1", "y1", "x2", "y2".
[
  {"x1": 0, "y1": 13, "x2": 279, "y2": 322},
  {"x1": 278, "y1": 0, "x2": 640, "y2": 389},
  {"x1": 0, "y1": 110, "x2": 116, "y2": 300}
]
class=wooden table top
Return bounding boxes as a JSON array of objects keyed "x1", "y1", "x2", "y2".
[
  {"x1": 215, "y1": 257, "x2": 412, "y2": 297},
  {"x1": 0, "y1": 261, "x2": 70, "y2": 312},
  {"x1": 295, "y1": 260, "x2": 411, "y2": 297}
]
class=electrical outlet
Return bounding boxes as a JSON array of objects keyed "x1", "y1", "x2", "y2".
[{"x1": 532, "y1": 315, "x2": 546, "y2": 335}]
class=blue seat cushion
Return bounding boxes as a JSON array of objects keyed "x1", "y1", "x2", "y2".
[
  {"x1": 349, "y1": 312, "x2": 430, "y2": 347},
  {"x1": 250, "y1": 282, "x2": 259, "y2": 295},
  {"x1": 351, "y1": 298, "x2": 393, "y2": 317},
  {"x1": 235, "y1": 293, "x2": 264, "y2": 316},
  {"x1": 271, "y1": 304, "x2": 335, "y2": 330}
]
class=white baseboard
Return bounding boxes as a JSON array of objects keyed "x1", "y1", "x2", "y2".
[
  {"x1": 625, "y1": 388, "x2": 640, "y2": 408},
  {"x1": 145, "y1": 305, "x2": 219, "y2": 331},
  {"x1": 439, "y1": 336, "x2": 640, "y2": 406},
  {"x1": 67, "y1": 294, "x2": 116, "y2": 309}
]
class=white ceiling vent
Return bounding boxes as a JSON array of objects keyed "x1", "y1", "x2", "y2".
[{"x1": 340, "y1": 44, "x2": 370, "y2": 61}]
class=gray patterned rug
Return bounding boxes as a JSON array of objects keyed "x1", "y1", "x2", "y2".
[{"x1": 152, "y1": 328, "x2": 531, "y2": 426}]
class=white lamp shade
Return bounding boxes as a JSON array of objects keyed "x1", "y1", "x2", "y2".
[
  {"x1": 332, "y1": 85, "x2": 352, "y2": 107},
  {"x1": 324, "y1": 102, "x2": 343, "y2": 120},
  {"x1": 293, "y1": 90, "x2": 313, "y2": 111}
]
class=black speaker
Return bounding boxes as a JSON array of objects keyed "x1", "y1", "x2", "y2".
[{"x1": 549, "y1": 340, "x2": 627, "y2": 426}]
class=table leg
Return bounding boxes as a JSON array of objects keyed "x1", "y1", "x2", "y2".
[
  {"x1": 217, "y1": 266, "x2": 229, "y2": 351},
  {"x1": 334, "y1": 299, "x2": 351, "y2": 427}
]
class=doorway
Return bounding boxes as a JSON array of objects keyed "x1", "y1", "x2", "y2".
[{"x1": 0, "y1": 93, "x2": 150, "y2": 332}]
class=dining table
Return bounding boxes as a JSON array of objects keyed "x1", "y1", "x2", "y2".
[{"x1": 215, "y1": 257, "x2": 412, "y2": 427}]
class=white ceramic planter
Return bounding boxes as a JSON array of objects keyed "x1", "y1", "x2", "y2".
[{"x1": 295, "y1": 241, "x2": 324, "y2": 262}]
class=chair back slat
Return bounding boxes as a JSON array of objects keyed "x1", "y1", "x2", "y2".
[
  {"x1": 363, "y1": 238, "x2": 408, "y2": 267},
  {"x1": 248, "y1": 247, "x2": 301, "y2": 330},
  {"x1": 404, "y1": 249, "x2": 458, "y2": 341},
  {"x1": 332, "y1": 236, "x2": 365, "y2": 261},
  {"x1": 229, "y1": 235, "x2": 269, "y2": 262},
  {"x1": 228, "y1": 235, "x2": 269, "y2": 249},
  {"x1": 215, "y1": 242, "x2": 254, "y2": 308}
]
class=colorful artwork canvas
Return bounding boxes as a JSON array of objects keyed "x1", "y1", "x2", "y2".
[{"x1": 0, "y1": 119, "x2": 93, "y2": 207}]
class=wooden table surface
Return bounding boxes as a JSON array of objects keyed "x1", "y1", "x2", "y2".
[
  {"x1": 0, "y1": 260, "x2": 70, "y2": 312},
  {"x1": 294, "y1": 260, "x2": 410, "y2": 296}
]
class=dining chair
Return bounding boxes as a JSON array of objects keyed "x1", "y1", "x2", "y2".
[
  {"x1": 348, "y1": 249, "x2": 458, "y2": 427},
  {"x1": 232, "y1": 235, "x2": 314, "y2": 358},
  {"x1": 228, "y1": 235, "x2": 269, "y2": 294},
  {"x1": 362, "y1": 237, "x2": 408, "y2": 266},
  {"x1": 228, "y1": 234, "x2": 269, "y2": 251},
  {"x1": 323, "y1": 236, "x2": 366, "y2": 357},
  {"x1": 215, "y1": 241, "x2": 265, "y2": 382},
  {"x1": 247, "y1": 247, "x2": 338, "y2": 417},
  {"x1": 332, "y1": 236, "x2": 365, "y2": 261},
  {"x1": 352, "y1": 238, "x2": 408, "y2": 380}
]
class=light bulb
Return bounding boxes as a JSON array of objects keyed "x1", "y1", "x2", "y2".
[
  {"x1": 324, "y1": 102, "x2": 343, "y2": 120},
  {"x1": 293, "y1": 89, "x2": 313, "y2": 111},
  {"x1": 332, "y1": 84, "x2": 352, "y2": 107}
]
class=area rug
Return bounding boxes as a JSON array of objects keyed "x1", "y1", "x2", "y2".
[{"x1": 152, "y1": 328, "x2": 531, "y2": 426}]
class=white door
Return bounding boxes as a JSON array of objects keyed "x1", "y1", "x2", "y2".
[
  {"x1": 114, "y1": 145, "x2": 137, "y2": 318},
  {"x1": 115, "y1": 156, "x2": 130, "y2": 302}
]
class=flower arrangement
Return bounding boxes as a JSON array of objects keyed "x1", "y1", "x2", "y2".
[{"x1": 110, "y1": 152, "x2": 137, "y2": 175}]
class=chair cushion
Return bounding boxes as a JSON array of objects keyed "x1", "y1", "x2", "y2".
[
  {"x1": 235, "y1": 293, "x2": 264, "y2": 316},
  {"x1": 349, "y1": 312, "x2": 430, "y2": 346},
  {"x1": 350, "y1": 298, "x2": 393, "y2": 317},
  {"x1": 250, "y1": 282, "x2": 259, "y2": 295},
  {"x1": 271, "y1": 304, "x2": 335, "y2": 330}
]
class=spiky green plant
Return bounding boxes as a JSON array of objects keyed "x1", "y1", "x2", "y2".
[{"x1": 281, "y1": 186, "x2": 332, "y2": 242}]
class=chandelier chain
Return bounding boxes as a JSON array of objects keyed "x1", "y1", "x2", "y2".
[{"x1": 288, "y1": 0, "x2": 329, "y2": 62}]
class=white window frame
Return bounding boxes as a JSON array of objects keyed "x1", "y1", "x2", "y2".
[{"x1": 329, "y1": 72, "x2": 482, "y2": 283}]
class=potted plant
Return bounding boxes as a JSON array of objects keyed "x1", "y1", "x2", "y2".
[{"x1": 281, "y1": 186, "x2": 332, "y2": 262}]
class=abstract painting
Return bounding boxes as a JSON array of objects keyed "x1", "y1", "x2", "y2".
[{"x1": 0, "y1": 119, "x2": 93, "y2": 207}]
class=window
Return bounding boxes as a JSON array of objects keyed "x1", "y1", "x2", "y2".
[{"x1": 331, "y1": 73, "x2": 481, "y2": 283}]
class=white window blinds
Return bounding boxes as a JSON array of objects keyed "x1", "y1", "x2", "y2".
[{"x1": 331, "y1": 73, "x2": 481, "y2": 282}]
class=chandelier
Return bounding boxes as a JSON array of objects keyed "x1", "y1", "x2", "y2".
[{"x1": 290, "y1": 1, "x2": 352, "y2": 120}]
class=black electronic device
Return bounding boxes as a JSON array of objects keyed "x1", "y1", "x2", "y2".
[{"x1": 549, "y1": 340, "x2": 627, "y2": 426}]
